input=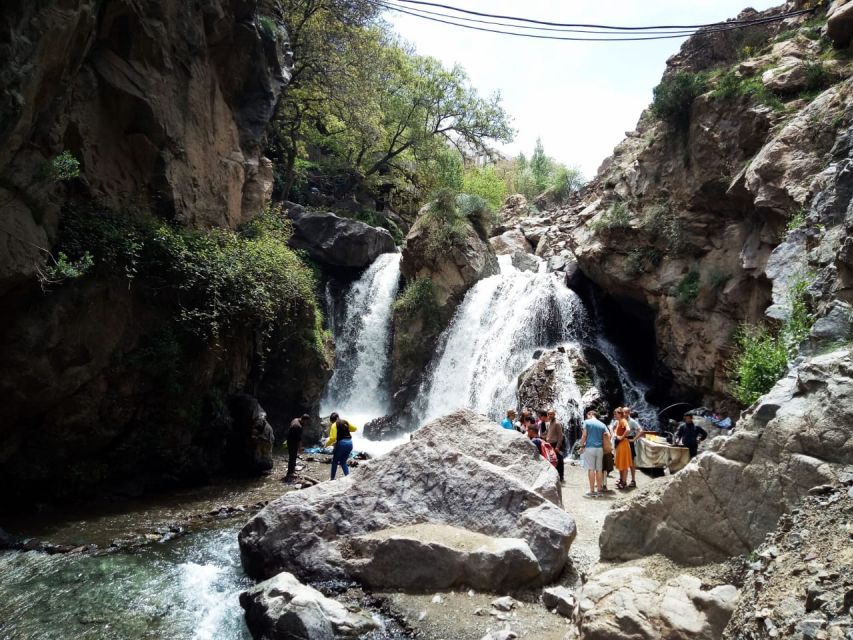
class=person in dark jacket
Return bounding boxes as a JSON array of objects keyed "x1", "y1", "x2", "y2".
[
  {"x1": 285, "y1": 414, "x2": 310, "y2": 480},
  {"x1": 675, "y1": 412, "x2": 708, "y2": 458}
]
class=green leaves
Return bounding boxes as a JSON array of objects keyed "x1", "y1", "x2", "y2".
[
  {"x1": 651, "y1": 71, "x2": 709, "y2": 132},
  {"x1": 50, "y1": 206, "x2": 320, "y2": 346}
]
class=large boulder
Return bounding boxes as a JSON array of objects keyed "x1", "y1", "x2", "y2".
[
  {"x1": 574, "y1": 567, "x2": 738, "y2": 640},
  {"x1": 599, "y1": 348, "x2": 853, "y2": 565},
  {"x1": 345, "y1": 523, "x2": 541, "y2": 591},
  {"x1": 238, "y1": 410, "x2": 575, "y2": 589},
  {"x1": 239, "y1": 571, "x2": 377, "y2": 640},
  {"x1": 285, "y1": 205, "x2": 397, "y2": 269}
]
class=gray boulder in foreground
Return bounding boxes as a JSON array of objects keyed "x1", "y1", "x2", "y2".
[
  {"x1": 239, "y1": 571, "x2": 377, "y2": 639},
  {"x1": 238, "y1": 409, "x2": 574, "y2": 589}
]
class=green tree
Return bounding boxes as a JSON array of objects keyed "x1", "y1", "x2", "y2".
[
  {"x1": 462, "y1": 165, "x2": 507, "y2": 211},
  {"x1": 270, "y1": 1, "x2": 513, "y2": 212},
  {"x1": 529, "y1": 137, "x2": 552, "y2": 195}
]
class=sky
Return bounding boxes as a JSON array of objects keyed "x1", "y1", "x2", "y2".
[{"x1": 387, "y1": 0, "x2": 779, "y2": 178}]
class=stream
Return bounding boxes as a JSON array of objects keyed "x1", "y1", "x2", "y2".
[{"x1": 1, "y1": 249, "x2": 657, "y2": 639}]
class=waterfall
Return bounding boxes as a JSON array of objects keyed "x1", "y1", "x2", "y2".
[
  {"x1": 417, "y1": 256, "x2": 588, "y2": 423},
  {"x1": 321, "y1": 252, "x2": 401, "y2": 423}
]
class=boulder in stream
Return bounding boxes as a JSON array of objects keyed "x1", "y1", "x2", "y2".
[
  {"x1": 238, "y1": 410, "x2": 574, "y2": 589},
  {"x1": 239, "y1": 571, "x2": 377, "y2": 639}
]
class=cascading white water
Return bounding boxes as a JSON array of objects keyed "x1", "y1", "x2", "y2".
[
  {"x1": 417, "y1": 255, "x2": 588, "y2": 423},
  {"x1": 321, "y1": 253, "x2": 401, "y2": 449}
]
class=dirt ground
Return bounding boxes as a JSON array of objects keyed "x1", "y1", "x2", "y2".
[{"x1": 378, "y1": 460, "x2": 623, "y2": 640}]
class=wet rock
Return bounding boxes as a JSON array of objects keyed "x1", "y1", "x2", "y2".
[
  {"x1": 575, "y1": 567, "x2": 738, "y2": 640},
  {"x1": 510, "y1": 252, "x2": 539, "y2": 273},
  {"x1": 239, "y1": 410, "x2": 573, "y2": 586},
  {"x1": 239, "y1": 571, "x2": 377, "y2": 639},
  {"x1": 285, "y1": 205, "x2": 397, "y2": 269},
  {"x1": 362, "y1": 415, "x2": 409, "y2": 441}
]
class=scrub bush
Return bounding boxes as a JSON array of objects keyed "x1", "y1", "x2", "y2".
[{"x1": 651, "y1": 71, "x2": 708, "y2": 131}]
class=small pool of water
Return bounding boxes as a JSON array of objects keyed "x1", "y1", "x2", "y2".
[{"x1": 0, "y1": 525, "x2": 251, "y2": 640}]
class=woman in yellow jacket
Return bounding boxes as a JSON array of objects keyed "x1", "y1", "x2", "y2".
[{"x1": 325, "y1": 412, "x2": 357, "y2": 479}]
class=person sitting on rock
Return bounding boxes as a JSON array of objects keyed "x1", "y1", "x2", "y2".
[
  {"x1": 285, "y1": 414, "x2": 310, "y2": 482},
  {"x1": 325, "y1": 416, "x2": 357, "y2": 479},
  {"x1": 675, "y1": 412, "x2": 708, "y2": 459},
  {"x1": 525, "y1": 418, "x2": 558, "y2": 468},
  {"x1": 500, "y1": 408, "x2": 517, "y2": 430},
  {"x1": 579, "y1": 410, "x2": 606, "y2": 498}
]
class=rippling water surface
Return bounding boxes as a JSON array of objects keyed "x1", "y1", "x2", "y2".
[{"x1": 0, "y1": 525, "x2": 251, "y2": 640}]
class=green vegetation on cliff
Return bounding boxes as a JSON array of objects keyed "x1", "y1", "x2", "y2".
[
  {"x1": 50, "y1": 205, "x2": 325, "y2": 351},
  {"x1": 732, "y1": 277, "x2": 815, "y2": 405}
]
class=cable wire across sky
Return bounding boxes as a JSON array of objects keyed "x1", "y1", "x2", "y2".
[{"x1": 371, "y1": 0, "x2": 814, "y2": 42}]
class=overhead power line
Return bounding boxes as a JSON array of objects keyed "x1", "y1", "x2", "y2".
[
  {"x1": 379, "y1": 1, "x2": 705, "y2": 36},
  {"x1": 388, "y1": 0, "x2": 814, "y2": 31},
  {"x1": 374, "y1": 2, "x2": 814, "y2": 42}
]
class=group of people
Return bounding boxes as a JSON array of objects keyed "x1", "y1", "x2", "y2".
[
  {"x1": 502, "y1": 408, "x2": 567, "y2": 481},
  {"x1": 503, "y1": 404, "x2": 719, "y2": 499},
  {"x1": 284, "y1": 412, "x2": 358, "y2": 482}
]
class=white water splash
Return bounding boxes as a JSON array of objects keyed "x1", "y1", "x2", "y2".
[
  {"x1": 322, "y1": 253, "x2": 401, "y2": 419},
  {"x1": 417, "y1": 256, "x2": 588, "y2": 423}
]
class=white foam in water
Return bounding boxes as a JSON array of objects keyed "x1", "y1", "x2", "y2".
[
  {"x1": 322, "y1": 253, "x2": 403, "y2": 456},
  {"x1": 417, "y1": 255, "x2": 587, "y2": 423},
  {"x1": 322, "y1": 253, "x2": 400, "y2": 419}
]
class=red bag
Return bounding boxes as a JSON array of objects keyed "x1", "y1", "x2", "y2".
[{"x1": 539, "y1": 441, "x2": 559, "y2": 468}]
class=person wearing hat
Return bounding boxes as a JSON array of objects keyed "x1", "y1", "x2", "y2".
[
  {"x1": 285, "y1": 413, "x2": 311, "y2": 481},
  {"x1": 674, "y1": 411, "x2": 708, "y2": 459}
]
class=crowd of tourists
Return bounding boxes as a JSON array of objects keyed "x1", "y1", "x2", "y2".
[{"x1": 502, "y1": 405, "x2": 719, "y2": 498}]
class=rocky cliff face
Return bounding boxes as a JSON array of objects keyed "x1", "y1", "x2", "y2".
[
  {"x1": 1, "y1": 0, "x2": 291, "y2": 288},
  {"x1": 539, "y1": 1, "x2": 853, "y2": 408},
  {"x1": 390, "y1": 212, "x2": 498, "y2": 410},
  {"x1": 0, "y1": 1, "x2": 332, "y2": 508}
]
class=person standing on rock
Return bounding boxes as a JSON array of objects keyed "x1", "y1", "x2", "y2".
[
  {"x1": 325, "y1": 416, "x2": 357, "y2": 479},
  {"x1": 579, "y1": 410, "x2": 606, "y2": 497},
  {"x1": 500, "y1": 409, "x2": 517, "y2": 430},
  {"x1": 544, "y1": 409, "x2": 565, "y2": 483},
  {"x1": 675, "y1": 412, "x2": 708, "y2": 459},
  {"x1": 625, "y1": 408, "x2": 642, "y2": 488},
  {"x1": 285, "y1": 414, "x2": 310, "y2": 482},
  {"x1": 613, "y1": 408, "x2": 634, "y2": 490}
]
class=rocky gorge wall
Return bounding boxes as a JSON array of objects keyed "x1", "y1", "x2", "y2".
[
  {"x1": 538, "y1": 0, "x2": 853, "y2": 409},
  {"x1": 0, "y1": 0, "x2": 333, "y2": 509}
]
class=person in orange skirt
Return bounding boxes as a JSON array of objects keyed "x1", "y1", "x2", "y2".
[{"x1": 613, "y1": 407, "x2": 634, "y2": 489}]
